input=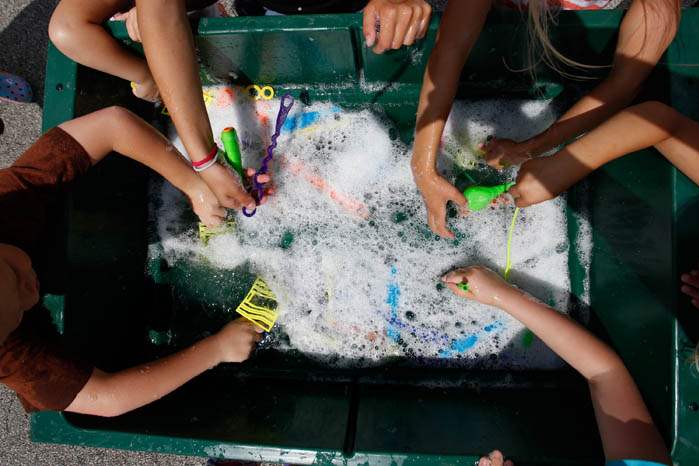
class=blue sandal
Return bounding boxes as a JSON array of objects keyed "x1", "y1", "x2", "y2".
[{"x1": 0, "y1": 72, "x2": 33, "y2": 103}]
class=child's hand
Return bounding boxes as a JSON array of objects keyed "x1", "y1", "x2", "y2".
[
  {"x1": 681, "y1": 263, "x2": 699, "y2": 308},
  {"x1": 113, "y1": 7, "x2": 141, "y2": 43},
  {"x1": 214, "y1": 319, "x2": 264, "y2": 364},
  {"x1": 477, "y1": 450, "x2": 514, "y2": 466},
  {"x1": 481, "y1": 138, "x2": 531, "y2": 170},
  {"x1": 363, "y1": 0, "x2": 432, "y2": 53},
  {"x1": 508, "y1": 157, "x2": 562, "y2": 208},
  {"x1": 186, "y1": 178, "x2": 226, "y2": 227},
  {"x1": 442, "y1": 266, "x2": 516, "y2": 307},
  {"x1": 199, "y1": 163, "x2": 257, "y2": 211},
  {"x1": 243, "y1": 168, "x2": 275, "y2": 206},
  {"x1": 415, "y1": 173, "x2": 467, "y2": 239}
]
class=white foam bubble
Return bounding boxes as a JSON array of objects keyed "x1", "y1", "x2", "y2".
[{"x1": 151, "y1": 86, "x2": 593, "y2": 369}]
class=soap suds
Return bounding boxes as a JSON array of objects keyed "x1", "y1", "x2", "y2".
[{"x1": 149, "y1": 86, "x2": 592, "y2": 369}]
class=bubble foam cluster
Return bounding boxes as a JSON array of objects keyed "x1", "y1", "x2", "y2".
[{"x1": 150, "y1": 86, "x2": 592, "y2": 369}]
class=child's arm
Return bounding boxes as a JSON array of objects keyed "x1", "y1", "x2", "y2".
[
  {"x1": 442, "y1": 266, "x2": 670, "y2": 464},
  {"x1": 484, "y1": 0, "x2": 679, "y2": 168},
  {"x1": 134, "y1": 0, "x2": 256, "y2": 212},
  {"x1": 411, "y1": 0, "x2": 492, "y2": 239},
  {"x1": 510, "y1": 101, "x2": 699, "y2": 207},
  {"x1": 49, "y1": 0, "x2": 159, "y2": 102},
  {"x1": 65, "y1": 319, "x2": 262, "y2": 417},
  {"x1": 58, "y1": 106, "x2": 235, "y2": 226}
]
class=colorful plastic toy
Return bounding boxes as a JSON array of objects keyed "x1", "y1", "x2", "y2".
[
  {"x1": 197, "y1": 127, "x2": 245, "y2": 243},
  {"x1": 198, "y1": 219, "x2": 237, "y2": 245},
  {"x1": 221, "y1": 127, "x2": 244, "y2": 178},
  {"x1": 245, "y1": 84, "x2": 275, "y2": 100},
  {"x1": 243, "y1": 93, "x2": 294, "y2": 217},
  {"x1": 453, "y1": 182, "x2": 520, "y2": 294},
  {"x1": 463, "y1": 182, "x2": 515, "y2": 212},
  {"x1": 504, "y1": 207, "x2": 520, "y2": 280},
  {"x1": 235, "y1": 277, "x2": 279, "y2": 331}
]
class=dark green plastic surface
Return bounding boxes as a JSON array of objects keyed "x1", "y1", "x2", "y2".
[{"x1": 34, "y1": 10, "x2": 699, "y2": 465}]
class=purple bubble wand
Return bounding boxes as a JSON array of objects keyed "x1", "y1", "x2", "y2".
[{"x1": 242, "y1": 93, "x2": 294, "y2": 217}]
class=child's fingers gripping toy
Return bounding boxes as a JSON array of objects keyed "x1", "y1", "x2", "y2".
[
  {"x1": 197, "y1": 127, "x2": 242, "y2": 244},
  {"x1": 243, "y1": 93, "x2": 295, "y2": 217},
  {"x1": 462, "y1": 182, "x2": 514, "y2": 212},
  {"x1": 457, "y1": 181, "x2": 520, "y2": 289},
  {"x1": 235, "y1": 277, "x2": 279, "y2": 332},
  {"x1": 198, "y1": 94, "x2": 294, "y2": 240}
]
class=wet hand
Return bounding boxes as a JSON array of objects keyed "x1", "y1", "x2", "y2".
[
  {"x1": 442, "y1": 266, "x2": 515, "y2": 307},
  {"x1": 415, "y1": 173, "x2": 467, "y2": 239},
  {"x1": 113, "y1": 7, "x2": 141, "y2": 43},
  {"x1": 681, "y1": 264, "x2": 699, "y2": 308},
  {"x1": 244, "y1": 167, "x2": 275, "y2": 206},
  {"x1": 198, "y1": 163, "x2": 256, "y2": 211},
  {"x1": 186, "y1": 178, "x2": 226, "y2": 227},
  {"x1": 363, "y1": 0, "x2": 432, "y2": 53},
  {"x1": 214, "y1": 319, "x2": 264, "y2": 363},
  {"x1": 482, "y1": 137, "x2": 531, "y2": 169},
  {"x1": 509, "y1": 156, "x2": 570, "y2": 208}
]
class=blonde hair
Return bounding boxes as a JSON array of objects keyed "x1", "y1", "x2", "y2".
[
  {"x1": 522, "y1": 0, "x2": 681, "y2": 79},
  {"x1": 524, "y1": 0, "x2": 605, "y2": 80}
]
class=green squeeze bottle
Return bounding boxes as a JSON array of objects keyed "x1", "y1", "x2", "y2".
[
  {"x1": 221, "y1": 127, "x2": 244, "y2": 178},
  {"x1": 463, "y1": 182, "x2": 515, "y2": 212}
]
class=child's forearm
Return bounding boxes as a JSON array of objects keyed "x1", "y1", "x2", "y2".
[
  {"x1": 108, "y1": 109, "x2": 203, "y2": 196},
  {"x1": 136, "y1": 0, "x2": 214, "y2": 163},
  {"x1": 520, "y1": 79, "x2": 634, "y2": 158},
  {"x1": 411, "y1": 0, "x2": 490, "y2": 179},
  {"x1": 521, "y1": 0, "x2": 678, "y2": 158},
  {"x1": 498, "y1": 289, "x2": 622, "y2": 380},
  {"x1": 66, "y1": 334, "x2": 223, "y2": 417},
  {"x1": 514, "y1": 101, "x2": 699, "y2": 208},
  {"x1": 557, "y1": 101, "x2": 699, "y2": 183},
  {"x1": 59, "y1": 107, "x2": 203, "y2": 199},
  {"x1": 497, "y1": 289, "x2": 669, "y2": 463}
]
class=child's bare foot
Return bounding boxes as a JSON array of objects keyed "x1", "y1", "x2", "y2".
[
  {"x1": 130, "y1": 75, "x2": 160, "y2": 103},
  {"x1": 681, "y1": 264, "x2": 699, "y2": 308}
]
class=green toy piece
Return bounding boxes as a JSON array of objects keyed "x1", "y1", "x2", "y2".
[
  {"x1": 463, "y1": 182, "x2": 515, "y2": 212},
  {"x1": 199, "y1": 219, "x2": 236, "y2": 245},
  {"x1": 456, "y1": 282, "x2": 469, "y2": 292},
  {"x1": 221, "y1": 127, "x2": 244, "y2": 178}
]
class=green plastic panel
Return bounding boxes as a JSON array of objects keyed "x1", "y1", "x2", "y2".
[{"x1": 34, "y1": 10, "x2": 699, "y2": 466}]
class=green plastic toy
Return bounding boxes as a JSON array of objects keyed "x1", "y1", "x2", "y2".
[
  {"x1": 197, "y1": 127, "x2": 244, "y2": 244},
  {"x1": 457, "y1": 282, "x2": 469, "y2": 292},
  {"x1": 463, "y1": 182, "x2": 515, "y2": 212},
  {"x1": 221, "y1": 127, "x2": 244, "y2": 178}
]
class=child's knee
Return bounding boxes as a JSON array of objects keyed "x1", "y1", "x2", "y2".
[{"x1": 48, "y1": 10, "x2": 79, "y2": 51}]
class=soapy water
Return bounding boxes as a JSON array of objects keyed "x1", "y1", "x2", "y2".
[{"x1": 150, "y1": 85, "x2": 592, "y2": 369}]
